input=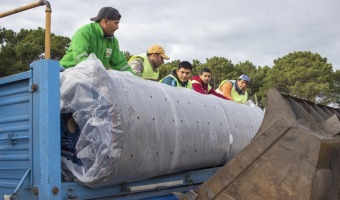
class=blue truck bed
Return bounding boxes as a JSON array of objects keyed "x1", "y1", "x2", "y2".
[{"x1": 0, "y1": 60, "x2": 216, "y2": 200}]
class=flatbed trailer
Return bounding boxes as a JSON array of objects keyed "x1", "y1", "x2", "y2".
[
  {"x1": 2, "y1": 1, "x2": 340, "y2": 199},
  {"x1": 0, "y1": 60, "x2": 218, "y2": 200},
  {"x1": 2, "y1": 59, "x2": 340, "y2": 200}
]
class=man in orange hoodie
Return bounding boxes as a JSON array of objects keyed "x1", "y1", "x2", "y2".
[{"x1": 216, "y1": 74, "x2": 250, "y2": 103}]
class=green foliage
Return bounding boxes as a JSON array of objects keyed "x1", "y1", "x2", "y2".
[
  {"x1": 1, "y1": 27, "x2": 338, "y2": 107},
  {"x1": 199, "y1": 56, "x2": 235, "y2": 88},
  {"x1": 0, "y1": 27, "x2": 70, "y2": 77},
  {"x1": 255, "y1": 66, "x2": 271, "y2": 106},
  {"x1": 261, "y1": 51, "x2": 333, "y2": 103},
  {"x1": 191, "y1": 59, "x2": 202, "y2": 75},
  {"x1": 0, "y1": 45, "x2": 17, "y2": 76},
  {"x1": 0, "y1": 28, "x2": 16, "y2": 44},
  {"x1": 122, "y1": 51, "x2": 132, "y2": 61},
  {"x1": 235, "y1": 60, "x2": 257, "y2": 76},
  {"x1": 330, "y1": 70, "x2": 340, "y2": 105},
  {"x1": 159, "y1": 60, "x2": 181, "y2": 80},
  {"x1": 51, "y1": 34, "x2": 71, "y2": 60},
  {"x1": 15, "y1": 39, "x2": 42, "y2": 67}
]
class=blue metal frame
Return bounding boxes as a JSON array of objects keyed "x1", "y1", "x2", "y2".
[
  {"x1": 0, "y1": 69, "x2": 33, "y2": 199},
  {"x1": 1, "y1": 60, "x2": 217, "y2": 199},
  {"x1": 31, "y1": 59, "x2": 62, "y2": 199},
  {"x1": 60, "y1": 167, "x2": 218, "y2": 200},
  {"x1": 0, "y1": 59, "x2": 62, "y2": 199}
]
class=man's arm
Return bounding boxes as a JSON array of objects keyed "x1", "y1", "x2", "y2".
[
  {"x1": 128, "y1": 58, "x2": 144, "y2": 77},
  {"x1": 209, "y1": 89, "x2": 230, "y2": 100},
  {"x1": 220, "y1": 81, "x2": 233, "y2": 100},
  {"x1": 109, "y1": 40, "x2": 129, "y2": 69},
  {"x1": 59, "y1": 29, "x2": 91, "y2": 68},
  {"x1": 192, "y1": 82, "x2": 207, "y2": 94},
  {"x1": 160, "y1": 76, "x2": 177, "y2": 87}
]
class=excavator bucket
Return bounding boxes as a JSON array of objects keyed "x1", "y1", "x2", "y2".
[{"x1": 179, "y1": 88, "x2": 340, "y2": 200}]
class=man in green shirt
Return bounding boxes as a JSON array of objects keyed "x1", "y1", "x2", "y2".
[{"x1": 60, "y1": 7, "x2": 132, "y2": 73}]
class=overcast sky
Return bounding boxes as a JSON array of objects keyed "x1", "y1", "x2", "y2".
[{"x1": 1, "y1": 0, "x2": 339, "y2": 71}]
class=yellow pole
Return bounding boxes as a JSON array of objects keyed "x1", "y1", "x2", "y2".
[
  {"x1": 0, "y1": 1, "x2": 43, "y2": 18},
  {"x1": 44, "y1": 1, "x2": 51, "y2": 59},
  {"x1": 0, "y1": 1, "x2": 51, "y2": 60}
]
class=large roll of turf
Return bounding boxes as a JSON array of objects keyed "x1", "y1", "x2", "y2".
[{"x1": 60, "y1": 54, "x2": 264, "y2": 188}]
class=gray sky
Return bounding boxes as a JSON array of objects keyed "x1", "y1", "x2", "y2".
[{"x1": 1, "y1": 0, "x2": 339, "y2": 71}]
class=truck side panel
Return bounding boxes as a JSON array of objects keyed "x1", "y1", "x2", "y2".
[
  {"x1": 0, "y1": 60, "x2": 62, "y2": 199},
  {"x1": 1, "y1": 60, "x2": 216, "y2": 200},
  {"x1": 0, "y1": 71, "x2": 32, "y2": 199}
]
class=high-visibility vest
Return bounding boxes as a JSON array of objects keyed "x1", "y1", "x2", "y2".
[
  {"x1": 129, "y1": 53, "x2": 159, "y2": 80},
  {"x1": 159, "y1": 74, "x2": 192, "y2": 89},
  {"x1": 217, "y1": 80, "x2": 248, "y2": 103}
]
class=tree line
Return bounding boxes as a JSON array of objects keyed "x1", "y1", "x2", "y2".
[{"x1": 1, "y1": 27, "x2": 339, "y2": 107}]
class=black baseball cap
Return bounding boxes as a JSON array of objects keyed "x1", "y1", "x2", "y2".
[{"x1": 90, "y1": 7, "x2": 121, "y2": 21}]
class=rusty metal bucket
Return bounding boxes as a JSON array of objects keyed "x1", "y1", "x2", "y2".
[{"x1": 179, "y1": 88, "x2": 340, "y2": 200}]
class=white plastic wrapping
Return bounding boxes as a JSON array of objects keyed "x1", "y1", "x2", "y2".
[{"x1": 60, "y1": 54, "x2": 264, "y2": 188}]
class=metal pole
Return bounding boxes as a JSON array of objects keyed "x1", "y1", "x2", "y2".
[
  {"x1": 44, "y1": 1, "x2": 51, "y2": 59},
  {"x1": 0, "y1": 0, "x2": 51, "y2": 60},
  {"x1": 0, "y1": 1, "x2": 44, "y2": 18}
]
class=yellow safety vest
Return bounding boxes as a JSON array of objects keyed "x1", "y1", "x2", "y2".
[
  {"x1": 128, "y1": 53, "x2": 159, "y2": 80},
  {"x1": 217, "y1": 80, "x2": 248, "y2": 103},
  {"x1": 159, "y1": 74, "x2": 192, "y2": 89}
]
